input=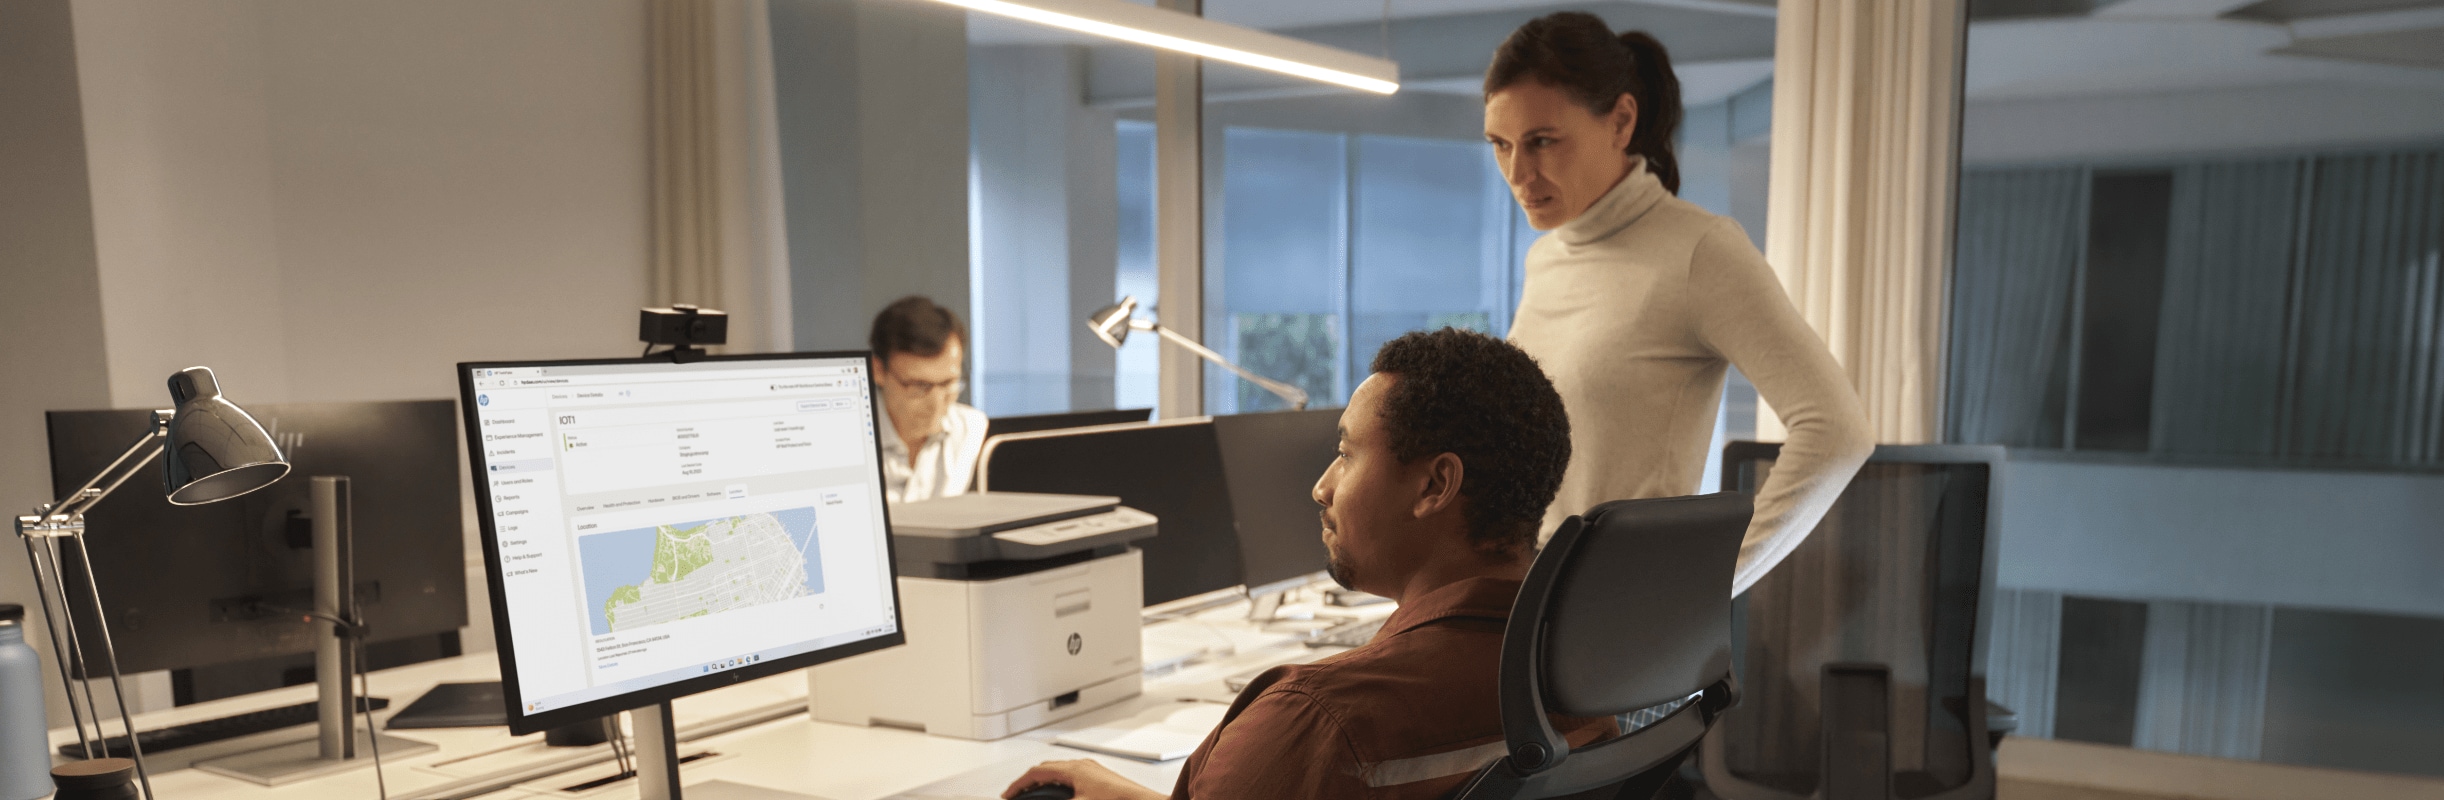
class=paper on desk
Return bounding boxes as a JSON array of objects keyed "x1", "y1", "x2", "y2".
[
  {"x1": 1051, "y1": 701, "x2": 1229, "y2": 762},
  {"x1": 888, "y1": 752, "x2": 1182, "y2": 799}
]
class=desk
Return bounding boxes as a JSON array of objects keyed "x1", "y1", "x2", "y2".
[{"x1": 49, "y1": 585, "x2": 1391, "y2": 800}]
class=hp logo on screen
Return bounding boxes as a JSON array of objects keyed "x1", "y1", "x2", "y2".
[{"x1": 1066, "y1": 633, "x2": 1082, "y2": 656}]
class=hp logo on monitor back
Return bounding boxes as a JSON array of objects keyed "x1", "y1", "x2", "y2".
[{"x1": 1066, "y1": 633, "x2": 1082, "y2": 656}]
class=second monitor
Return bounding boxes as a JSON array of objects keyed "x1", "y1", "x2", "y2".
[{"x1": 979, "y1": 409, "x2": 1341, "y2": 607}]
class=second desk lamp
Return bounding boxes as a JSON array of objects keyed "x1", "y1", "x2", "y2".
[{"x1": 1086, "y1": 296, "x2": 1310, "y2": 411}]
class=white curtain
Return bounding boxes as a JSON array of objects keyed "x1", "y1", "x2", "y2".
[
  {"x1": 2286, "y1": 150, "x2": 2444, "y2": 466},
  {"x1": 2151, "y1": 160, "x2": 2302, "y2": 459},
  {"x1": 2133, "y1": 600, "x2": 2273, "y2": 761},
  {"x1": 648, "y1": 0, "x2": 792, "y2": 353},
  {"x1": 1946, "y1": 167, "x2": 2086, "y2": 448},
  {"x1": 1984, "y1": 588, "x2": 2061, "y2": 741},
  {"x1": 1948, "y1": 148, "x2": 2444, "y2": 468},
  {"x1": 1762, "y1": 0, "x2": 1965, "y2": 445}
]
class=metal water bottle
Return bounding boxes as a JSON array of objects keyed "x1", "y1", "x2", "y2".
[{"x1": 0, "y1": 604, "x2": 57, "y2": 800}]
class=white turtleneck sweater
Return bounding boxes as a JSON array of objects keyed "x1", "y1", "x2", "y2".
[{"x1": 1508, "y1": 162, "x2": 1873, "y2": 597}]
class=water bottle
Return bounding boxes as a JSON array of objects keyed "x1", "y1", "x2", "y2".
[{"x1": 1, "y1": 604, "x2": 57, "y2": 800}]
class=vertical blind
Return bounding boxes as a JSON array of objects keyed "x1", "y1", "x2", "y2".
[{"x1": 1947, "y1": 147, "x2": 2444, "y2": 469}]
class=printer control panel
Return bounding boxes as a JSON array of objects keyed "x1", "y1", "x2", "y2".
[{"x1": 993, "y1": 506, "x2": 1157, "y2": 548}]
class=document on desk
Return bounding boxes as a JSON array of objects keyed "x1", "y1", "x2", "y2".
[
  {"x1": 1051, "y1": 700, "x2": 1230, "y2": 762},
  {"x1": 888, "y1": 753, "x2": 1183, "y2": 799}
]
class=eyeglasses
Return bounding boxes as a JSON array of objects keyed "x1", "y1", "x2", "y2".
[{"x1": 883, "y1": 369, "x2": 963, "y2": 396}]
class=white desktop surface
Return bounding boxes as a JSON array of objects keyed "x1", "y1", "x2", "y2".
[{"x1": 48, "y1": 586, "x2": 1391, "y2": 800}]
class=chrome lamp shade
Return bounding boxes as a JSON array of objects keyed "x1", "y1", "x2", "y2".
[
  {"x1": 1087, "y1": 297, "x2": 1139, "y2": 349},
  {"x1": 163, "y1": 367, "x2": 289, "y2": 505}
]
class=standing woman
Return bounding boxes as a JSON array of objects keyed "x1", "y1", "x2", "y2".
[{"x1": 1488, "y1": 12, "x2": 1873, "y2": 595}]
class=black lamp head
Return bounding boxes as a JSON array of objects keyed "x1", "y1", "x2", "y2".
[{"x1": 163, "y1": 366, "x2": 290, "y2": 506}]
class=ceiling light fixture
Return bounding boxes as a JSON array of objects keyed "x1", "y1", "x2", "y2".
[{"x1": 926, "y1": 0, "x2": 1400, "y2": 94}]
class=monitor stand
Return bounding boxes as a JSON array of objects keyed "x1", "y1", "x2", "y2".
[
  {"x1": 195, "y1": 476, "x2": 436, "y2": 784},
  {"x1": 632, "y1": 700, "x2": 828, "y2": 800}
]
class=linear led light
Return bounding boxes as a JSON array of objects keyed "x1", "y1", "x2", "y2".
[{"x1": 927, "y1": 0, "x2": 1400, "y2": 95}]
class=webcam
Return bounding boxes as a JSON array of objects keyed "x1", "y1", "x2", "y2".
[{"x1": 640, "y1": 304, "x2": 727, "y2": 362}]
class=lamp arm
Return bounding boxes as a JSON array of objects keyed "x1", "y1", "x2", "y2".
[
  {"x1": 1147, "y1": 323, "x2": 1311, "y2": 410},
  {"x1": 43, "y1": 421, "x2": 169, "y2": 520}
]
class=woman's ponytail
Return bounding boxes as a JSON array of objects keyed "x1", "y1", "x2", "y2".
[
  {"x1": 1484, "y1": 13, "x2": 1688, "y2": 195},
  {"x1": 1617, "y1": 31, "x2": 1682, "y2": 196}
]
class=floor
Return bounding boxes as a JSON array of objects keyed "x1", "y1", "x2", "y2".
[{"x1": 1995, "y1": 736, "x2": 2444, "y2": 800}]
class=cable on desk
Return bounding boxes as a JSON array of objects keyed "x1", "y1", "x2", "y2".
[{"x1": 356, "y1": 636, "x2": 389, "y2": 800}]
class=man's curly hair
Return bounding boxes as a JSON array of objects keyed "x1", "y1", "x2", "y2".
[{"x1": 1369, "y1": 328, "x2": 1571, "y2": 556}]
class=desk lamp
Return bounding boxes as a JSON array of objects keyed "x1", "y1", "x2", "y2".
[
  {"x1": 14, "y1": 367, "x2": 290, "y2": 800},
  {"x1": 1087, "y1": 296, "x2": 1310, "y2": 410}
]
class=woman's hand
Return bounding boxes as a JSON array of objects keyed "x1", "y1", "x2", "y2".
[{"x1": 1001, "y1": 758, "x2": 1168, "y2": 800}]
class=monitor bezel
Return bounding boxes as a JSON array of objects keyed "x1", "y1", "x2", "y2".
[{"x1": 458, "y1": 350, "x2": 906, "y2": 736}]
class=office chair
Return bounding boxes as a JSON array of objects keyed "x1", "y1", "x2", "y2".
[
  {"x1": 1448, "y1": 493, "x2": 1752, "y2": 800},
  {"x1": 1698, "y1": 443, "x2": 2002, "y2": 800}
]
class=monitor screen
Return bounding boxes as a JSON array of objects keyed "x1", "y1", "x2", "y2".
[{"x1": 460, "y1": 353, "x2": 903, "y2": 734}]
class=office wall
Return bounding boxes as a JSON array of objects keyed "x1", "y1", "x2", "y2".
[
  {"x1": 1963, "y1": 83, "x2": 2444, "y2": 165},
  {"x1": 71, "y1": 0, "x2": 649, "y2": 408},
  {"x1": 0, "y1": 0, "x2": 119, "y2": 733},
  {"x1": 969, "y1": 45, "x2": 1120, "y2": 414},
  {"x1": 769, "y1": 0, "x2": 972, "y2": 353},
  {"x1": 1995, "y1": 458, "x2": 2444, "y2": 620},
  {"x1": 29, "y1": 0, "x2": 654, "y2": 716}
]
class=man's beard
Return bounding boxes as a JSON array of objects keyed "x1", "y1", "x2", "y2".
[{"x1": 1325, "y1": 545, "x2": 1358, "y2": 592}]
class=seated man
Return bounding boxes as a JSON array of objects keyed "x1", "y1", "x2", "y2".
[
  {"x1": 870, "y1": 296, "x2": 987, "y2": 503},
  {"x1": 1005, "y1": 328, "x2": 1611, "y2": 800}
]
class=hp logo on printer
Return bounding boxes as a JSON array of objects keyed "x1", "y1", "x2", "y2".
[{"x1": 1066, "y1": 633, "x2": 1082, "y2": 656}]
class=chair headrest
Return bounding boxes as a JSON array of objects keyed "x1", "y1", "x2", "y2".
[{"x1": 1537, "y1": 492, "x2": 1748, "y2": 717}]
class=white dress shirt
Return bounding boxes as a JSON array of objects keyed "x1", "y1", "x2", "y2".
[{"x1": 877, "y1": 400, "x2": 988, "y2": 504}]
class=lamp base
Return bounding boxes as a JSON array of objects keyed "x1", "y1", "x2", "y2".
[{"x1": 190, "y1": 730, "x2": 434, "y2": 786}]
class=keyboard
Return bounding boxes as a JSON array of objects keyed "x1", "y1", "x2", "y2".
[
  {"x1": 58, "y1": 696, "x2": 390, "y2": 759},
  {"x1": 1304, "y1": 617, "x2": 1386, "y2": 649}
]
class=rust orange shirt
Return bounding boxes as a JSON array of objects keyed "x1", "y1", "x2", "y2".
[{"x1": 1169, "y1": 577, "x2": 1617, "y2": 799}]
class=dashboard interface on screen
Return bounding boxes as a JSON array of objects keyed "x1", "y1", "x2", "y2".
[{"x1": 463, "y1": 356, "x2": 898, "y2": 718}]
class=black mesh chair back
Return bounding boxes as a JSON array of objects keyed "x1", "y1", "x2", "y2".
[
  {"x1": 1698, "y1": 443, "x2": 2002, "y2": 800},
  {"x1": 1450, "y1": 492, "x2": 1751, "y2": 800}
]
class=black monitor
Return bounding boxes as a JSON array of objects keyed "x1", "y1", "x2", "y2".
[
  {"x1": 983, "y1": 408, "x2": 1152, "y2": 442},
  {"x1": 978, "y1": 420, "x2": 1242, "y2": 606},
  {"x1": 1715, "y1": 442, "x2": 2002, "y2": 792},
  {"x1": 1210, "y1": 410, "x2": 1339, "y2": 596},
  {"x1": 458, "y1": 353, "x2": 904, "y2": 737},
  {"x1": 44, "y1": 400, "x2": 468, "y2": 681}
]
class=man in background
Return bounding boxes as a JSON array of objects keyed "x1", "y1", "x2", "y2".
[{"x1": 870, "y1": 296, "x2": 986, "y2": 503}]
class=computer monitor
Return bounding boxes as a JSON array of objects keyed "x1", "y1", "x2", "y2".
[
  {"x1": 44, "y1": 400, "x2": 468, "y2": 682},
  {"x1": 978, "y1": 420, "x2": 1243, "y2": 607},
  {"x1": 458, "y1": 353, "x2": 903, "y2": 737},
  {"x1": 1717, "y1": 442, "x2": 2001, "y2": 790},
  {"x1": 1210, "y1": 410, "x2": 1339, "y2": 597},
  {"x1": 983, "y1": 408, "x2": 1152, "y2": 442}
]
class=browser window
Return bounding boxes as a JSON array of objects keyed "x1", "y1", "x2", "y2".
[{"x1": 465, "y1": 357, "x2": 898, "y2": 716}]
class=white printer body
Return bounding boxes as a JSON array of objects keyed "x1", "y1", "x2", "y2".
[{"x1": 809, "y1": 492, "x2": 1155, "y2": 740}]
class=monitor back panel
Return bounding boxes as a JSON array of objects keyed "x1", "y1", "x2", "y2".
[
  {"x1": 981, "y1": 421, "x2": 1242, "y2": 606},
  {"x1": 45, "y1": 400, "x2": 468, "y2": 675},
  {"x1": 983, "y1": 408, "x2": 1152, "y2": 442},
  {"x1": 1210, "y1": 410, "x2": 1338, "y2": 592}
]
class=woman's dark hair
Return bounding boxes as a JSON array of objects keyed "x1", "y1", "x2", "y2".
[
  {"x1": 1484, "y1": 11, "x2": 1685, "y2": 195},
  {"x1": 869, "y1": 295, "x2": 966, "y2": 362},
  {"x1": 1369, "y1": 328, "x2": 1571, "y2": 557}
]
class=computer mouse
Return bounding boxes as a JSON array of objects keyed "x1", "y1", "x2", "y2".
[{"x1": 1010, "y1": 784, "x2": 1075, "y2": 800}]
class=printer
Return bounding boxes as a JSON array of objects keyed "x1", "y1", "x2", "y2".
[{"x1": 809, "y1": 492, "x2": 1157, "y2": 739}]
